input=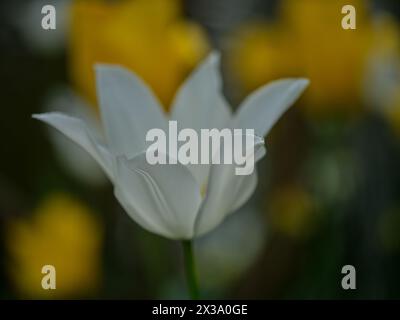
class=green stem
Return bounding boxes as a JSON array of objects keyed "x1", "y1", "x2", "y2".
[{"x1": 182, "y1": 240, "x2": 199, "y2": 299}]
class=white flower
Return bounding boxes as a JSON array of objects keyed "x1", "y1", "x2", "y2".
[{"x1": 33, "y1": 52, "x2": 309, "y2": 240}]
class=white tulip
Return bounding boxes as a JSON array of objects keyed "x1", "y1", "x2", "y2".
[{"x1": 33, "y1": 52, "x2": 309, "y2": 240}]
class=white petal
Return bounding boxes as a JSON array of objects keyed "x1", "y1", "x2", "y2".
[
  {"x1": 233, "y1": 79, "x2": 309, "y2": 137},
  {"x1": 115, "y1": 153, "x2": 202, "y2": 239},
  {"x1": 33, "y1": 112, "x2": 113, "y2": 180},
  {"x1": 45, "y1": 87, "x2": 104, "y2": 141},
  {"x1": 45, "y1": 88, "x2": 107, "y2": 185},
  {"x1": 114, "y1": 187, "x2": 172, "y2": 238},
  {"x1": 194, "y1": 135, "x2": 266, "y2": 237},
  {"x1": 170, "y1": 52, "x2": 232, "y2": 186},
  {"x1": 171, "y1": 51, "x2": 232, "y2": 131},
  {"x1": 96, "y1": 64, "x2": 167, "y2": 158}
]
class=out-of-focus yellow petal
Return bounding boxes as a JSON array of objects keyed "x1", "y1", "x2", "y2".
[
  {"x1": 69, "y1": 1, "x2": 113, "y2": 109},
  {"x1": 6, "y1": 193, "x2": 103, "y2": 298},
  {"x1": 229, "y1": 0, "x2": 400, "y2": 118},
  {"x1": 280, "y1": 0, "x2": 371, "y2": 36},
  {"x1": 281, "y1": 0, "x2": 373, "y2": 115},
  {"x1": 230, "y1": 23, "x2": 300, "y2": 94},
  {"x1": 69, "y1": 0, "x2": 209, "y2": 110}
]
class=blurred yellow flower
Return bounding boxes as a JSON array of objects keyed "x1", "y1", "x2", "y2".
[
  {"x1": 268, "y1": 185, "x2": 317, "y2": 239},
  {"x1": 69, "y1": 0, "x2": 209, "y2": 110},
  {"x1": 229, "y1": 0, "x2": 399, "y2": 118},
  {"x1": 229, "y1": 23, "x2": 299, "y2": 94},
  {"x1": 6, "y1": 193, "x2": 103, "y2": 298}
]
